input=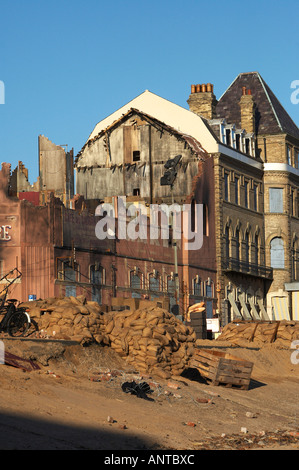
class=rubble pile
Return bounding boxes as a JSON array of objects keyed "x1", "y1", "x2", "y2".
[
  {"x1": 218, "y1": 320, "x2": 299, "y2": 347},
  {"x1": 22, "y1": 296, "x2": 196, "y2": 379}
]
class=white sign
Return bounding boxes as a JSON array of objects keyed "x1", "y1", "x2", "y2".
[{"x1": 207, "y1": 318, "x2": 220, "y2": 333}]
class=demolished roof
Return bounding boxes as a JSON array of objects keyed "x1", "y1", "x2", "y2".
[
  {"x1": 75, "y1": 107, "x2": 210, "y2": 167},
  {"x1": 78, "y1": 89, "x2": 219, "y2": 154},
  {"x1": 216, "y1": 71, "x2": 299, "y2": 139}
]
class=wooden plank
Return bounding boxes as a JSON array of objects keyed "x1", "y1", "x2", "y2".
[
  {"x1": 219, "y1": 358, "x2": 253, "y2": 370},
  {"x1": 217, "y1": 363, "x2": 252, "y2": 375},
  {"x1": 215, "y1": 374, "x2": 250, "y2": 386},
  {"x1": 190, "y1": 359, "x2": 218, "y2": 374}
]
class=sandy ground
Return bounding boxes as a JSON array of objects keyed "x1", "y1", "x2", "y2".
[{"x1": 0, "y1": 336, "x2": 299, "y2": 452}]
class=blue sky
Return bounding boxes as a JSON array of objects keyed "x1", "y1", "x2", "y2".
[{"x1": 1, "y1": 0, "x2": 299, "y2": 183}]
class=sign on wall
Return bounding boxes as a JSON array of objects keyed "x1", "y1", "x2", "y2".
[{"x1": 0, "y1": 225, "x2": 11, "y2": 241}]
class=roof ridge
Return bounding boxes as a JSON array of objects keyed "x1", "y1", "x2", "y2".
[{"x1": 256, "y1": 72, "x2": 284, "y2": 133}]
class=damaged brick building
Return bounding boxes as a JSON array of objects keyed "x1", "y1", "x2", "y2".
[{"x1": 1, "y1": 71, "x2": 299, "y2": 326}]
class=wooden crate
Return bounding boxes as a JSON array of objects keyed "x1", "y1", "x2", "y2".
[{"x1": 190, "y1": 348, "x2": 253, "y2": 390}]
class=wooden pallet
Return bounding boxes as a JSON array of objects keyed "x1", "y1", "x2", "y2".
[{"x1": 190, "y1": 348, "x2": 253, "y2": 390}]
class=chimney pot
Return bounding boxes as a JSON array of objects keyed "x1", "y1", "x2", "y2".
[
  {"x1": 242, "y1": 86, "x2": 247, "y2": 96},
  {"x1": 191, "y1": 84, "x2": 196, "y2": 94},
  {"x1": 247, "y1": 89, "x2": 252, "y2": 95},
  {"x1": 201, "y1": 84, "x2": 206, "y2": 92},
  {"x1": 196, "y1": 84, "x2": 201, "y2": 93}
]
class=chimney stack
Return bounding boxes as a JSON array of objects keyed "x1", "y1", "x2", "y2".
[
  {"x1": 187, "y1": 83, "x2": 217, "y2": 120},
  {"x1": 239, "y1": 87, "x2": 256, "y2": 134}
]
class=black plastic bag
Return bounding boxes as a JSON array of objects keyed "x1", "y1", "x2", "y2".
[{"x1": 121, "y1": 381, "x2": 154, "y2": 401}]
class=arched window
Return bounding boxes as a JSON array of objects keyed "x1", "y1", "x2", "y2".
[
  {"x1": 270, "y1": 237, "x2": 285, "y2": 269},
  {"x1": 245, "y1": 232, "x2": 249, "y2": 265},
  {"x1": 193, "y1": 276, "x2": 202, "y2": 297},
  {"x1": 235, "y1": 228, "x2": 240, "y2": 262},
  {"x1": 149, "y1": 272, "x2": 160, "y2": 299},
  {"x1": 90, "y1": 264, "x2": 103, "y2": 304},
  {"x1": 130, "y1": 270, "x2": 142, "y2": 298},
  {"x1": 225, "y1": 226, "x2": 230, "y2": 259},
  {"x1": 254, "y1": 234, "x2": 259, "y2": 266}
]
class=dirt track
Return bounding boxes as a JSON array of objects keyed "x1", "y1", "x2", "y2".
[{"x1": 0, "y1": 337, "x2": 299, "y2": 451}]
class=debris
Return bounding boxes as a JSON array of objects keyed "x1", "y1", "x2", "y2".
[
  {"x1": 240, "y1": 427, "x2": 248, "y2": 434},
  {"x1": 196, "y1": 398, "x2": 208, "y2": 403},
  {"x1": 46, "y1": 370, "x2": 60, "y2": 378},
  {"x1": 4, "y1": 351, "x2": 40, "y2": 371},
  {"x1": 107, "y1": 416, "x2": 115, "y2": 423},
  {"x1": 167, "y1": 381, "x2": 180, "y2": 390},
  {"x1": 245, "y1": 411, "x2": 257, "y2": 418},
  {"x1": 121, "y1": 380, "x2": 154, "y2": 401},
  {"x1": 186, "y1": 421, "x2": 196, "y2": 427}
]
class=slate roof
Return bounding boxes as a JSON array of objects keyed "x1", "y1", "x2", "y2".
[{"x1": 216, "y1": 72, "x2": 299, "y2": 139}]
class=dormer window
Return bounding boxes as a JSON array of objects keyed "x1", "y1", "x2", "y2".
[{"x1": 225, "y1": 128, "x2": 231, "y2": 146}]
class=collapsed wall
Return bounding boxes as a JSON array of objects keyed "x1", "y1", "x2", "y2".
[{"x1": 21, "y1": 295, "x2": 196, "y2": 379}]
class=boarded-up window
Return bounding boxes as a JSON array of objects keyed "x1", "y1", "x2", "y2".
[
  {"x1": 90, "y1": 265, "x2": 102, "y2": 304},
  {"x1": 130, "y1": 271, "x2": 141, "y2": 298},
  {"x1": 167, "y1": 277, "x2": 176, "y2": 312},
  {"x1": 193, "y1": 277, "x2": 202, "y2": 297},
  {"x1": 270, "y1": 237, "x2": 284, "y2": 268},
  {"x1": 269, "y1": 188, "x2": 283, "y2": 213},
  {"x1": 149, "y1": 273, "x2": 160, "y2": 299}
]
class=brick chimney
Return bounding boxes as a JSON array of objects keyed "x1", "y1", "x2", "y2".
[
  {"x1": 187, "y1": 83, "x2": 217, "y2": 120},
  {"x1": 239, "y1": 87, "x2": 256, "y2": 134}
]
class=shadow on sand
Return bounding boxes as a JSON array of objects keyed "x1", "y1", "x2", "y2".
[{"x1": 0, "y1": 410, "x2": 158, "y2": 450}]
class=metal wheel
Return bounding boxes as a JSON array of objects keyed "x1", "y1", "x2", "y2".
[{"x1": 7, "y1": 311, "x2": 30, "y2": 337}]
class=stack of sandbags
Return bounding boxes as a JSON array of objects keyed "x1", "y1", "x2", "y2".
[
  {"x1": 217, "y1": 320, "x2": 299, "y2": 347},
  {"x1": 98, "y1": 306, "x2": 196, "y2": 379},
  {"x1": 22, "y1": 297, "x2": 196, "y2": 378},
  {"x1": 21, "y1": 295, "x2": 104, "y2": 344}
]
